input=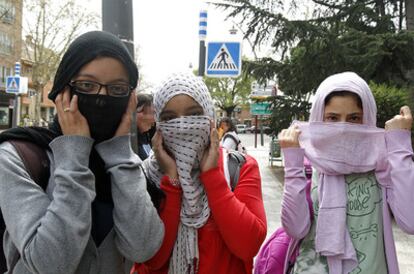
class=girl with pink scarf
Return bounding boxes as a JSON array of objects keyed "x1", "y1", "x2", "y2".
[{"x1": 279, "y1": 72, "x2": 414, "y2": 274}]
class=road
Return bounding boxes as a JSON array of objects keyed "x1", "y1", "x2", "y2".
[{"x1": 238, "y1": 132, "x2": 414, "y2": 274}]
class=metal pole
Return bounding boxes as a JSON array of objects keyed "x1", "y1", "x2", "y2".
[
  {"x1": 11, "y1": 62, "x2": 21, "y2": 128},
  {"x1": 198, "y1": 10, "x2": 207, "y2": 76},
  {"x1": 260, "y1": 119, "x2": 264, "y2": 146},
  {"x1": 102, "y1": 0, "x2": 138, "y2": 153},
  {"x1": 11, "y1": 94, "x2": 19, "y2": 127},
  {"x1": 102, "y1": 0, "x2": 134, "y2": 57},
  {"x1": 254, "y1": 115, "x2": 258, "y2": 148}
]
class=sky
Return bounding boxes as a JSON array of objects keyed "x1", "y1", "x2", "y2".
[{"x1": 80, "y1": 0, "x2": 252, "y2": 91}]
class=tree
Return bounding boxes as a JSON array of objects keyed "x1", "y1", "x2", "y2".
[
  {"x1": 370, "y1": 82, "x2": 409, "y2": 127},
  {"x1": 407, "y1": 0, "x2": 414, "y2": 30},
  {"x1": 268, "y1": 93, "x2": 311, "y2": 135},
  {"x1": 203, "y1": 73, "x2": 253, "y2": 117},
  {"x1": 218, "y1": 0, "x2": 414, "y2": 89},
  {"x1": 0, "y1": 0, "x2": 14, "y2": 21},
  {"x1": 215, "y1": 0, "x2": 414, "y2": 127},
  {"x1": 23, "y1": 0, "x2": 97, "y2": 124}
]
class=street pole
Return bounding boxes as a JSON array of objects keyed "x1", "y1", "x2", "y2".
[
  {"x1": 254, "y1": 115, "x2": 258, "y2": 148},
  {"x1": 12, "y1": 62, "x2": 21, "y2": 128},
  {"x1": 102, "y1": 0, "x2": 138, "y2": 153},
  {"x1": 198, "y1": 10, "x2": 207, "y2": 76},
  {"x1": 260, "y1": 118, "x2": 264, "y2": 146},
  {"x1": 102, "y1": 0, "x2": 134, "y2": 58}
]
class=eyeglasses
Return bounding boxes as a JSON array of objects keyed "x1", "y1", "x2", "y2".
[{"x1": 68, "y1": 80, "x2": 132, "y2": 97}]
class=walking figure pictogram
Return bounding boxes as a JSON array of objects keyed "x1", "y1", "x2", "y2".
[{"x1": 218, "y1": 49, "x2": 229, "y2": 69}]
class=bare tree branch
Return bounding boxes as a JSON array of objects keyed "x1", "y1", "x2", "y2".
[{"x1": 23, "y1": 0, "x2": 97, "y2": 124}]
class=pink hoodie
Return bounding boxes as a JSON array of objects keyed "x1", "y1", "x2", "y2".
[{"x1": 281, "y1": 72, "x2": 414, "y2": 274}]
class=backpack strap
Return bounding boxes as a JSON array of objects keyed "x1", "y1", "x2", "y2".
[
  {"x1": 223, "y1": 133, "x2": 241, "y2": 145},
  {"x1": 0, "y1": 140, "x2": 49, "y2": 273},
  {"x1": 227, "y1": 150, "x2": 246, "y2": 191},
  {"x1": 8, "y1": 140, "x2": 50, "y2": 190}
]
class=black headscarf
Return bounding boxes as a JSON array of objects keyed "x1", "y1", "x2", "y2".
[{"x1": 49, "y1": 31, "x2": 138, "y2": 101}]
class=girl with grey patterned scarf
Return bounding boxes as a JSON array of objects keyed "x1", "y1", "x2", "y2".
[{"x1": 131, "y1": 73, "x2": 267, "y2": 274}]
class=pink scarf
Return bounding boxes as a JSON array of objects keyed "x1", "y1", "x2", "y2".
[
  {"x1": 296, "y1": 121, "x2": 388, "y2": 273},
  {"x1": 298, "y1": 72, "x2": 389, "y2": 274}
]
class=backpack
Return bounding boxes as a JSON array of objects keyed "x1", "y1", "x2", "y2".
[
  {"x1": 254, "y1": 158, "x2": 313, "y2": 274},
  {"x1": 227, "y1": 150, "x2": 246, "y2": 190},
  {"x1": 223, "y1": 133, "x2": 247, "y2": 154},
  {"x1": 0, "y1": 140, "x2": 50, "y2": 273}
]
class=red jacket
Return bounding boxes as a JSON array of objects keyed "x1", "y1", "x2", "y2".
[{"x1": 132, "y1": 148, "x2": 267, "y2": 274}]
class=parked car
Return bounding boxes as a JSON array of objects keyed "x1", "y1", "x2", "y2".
[
  {"x1": 248, "y1": 125, "x2": 272, "y2": 134},
  {"x1": 236, "y1": 124, "x2": 247, "y2": 133},
  {"x1": 247, "y1": 126, "x2": 257, "y2": 133}
]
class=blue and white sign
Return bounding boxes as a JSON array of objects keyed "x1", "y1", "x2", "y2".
[
  {"x1": 6, "y1": 76, "x2": 20, "y2": 93},
  {"x1": 206, "y1": 42, "x2": 241, "y2": 77}
]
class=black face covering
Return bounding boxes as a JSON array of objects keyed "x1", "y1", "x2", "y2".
[{"x1": 72, "y1": 90, "x2": 129, "y2": 143}]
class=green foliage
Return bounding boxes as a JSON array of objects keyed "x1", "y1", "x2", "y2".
[
  {"x1": 370, "y1": 82, "x2": 409, "y2": 127},
  {"x1": 217, "y1": 0, "x2": 414, "y2": 93},
  {"x1": 267, "y1": 94, "x2": 311, "y2": 135},
  {"x1": 215, "y1": 0, "x2": 414, "y2": 133},
  {"x1": 203, "y1": 73, "x2": 253, "y2": 117}
]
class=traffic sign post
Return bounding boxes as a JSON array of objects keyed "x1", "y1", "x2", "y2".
[
  {"x1": 250, "y1": 102, "x2": 272, "y2": 116},
  {"x1": 205, "y1": 42, "x2": 241, "y2": 77},
  {"x1": 251, "y1": 102, "x2": 272, "y2": 148},
  {"x1": 6, "y1": 76, "x2": 20, "y2": 94},
  {"x1": 198, "y1": 10, "x2": 207, "y2": 77},
  {"x1": 7, "y1": 62, "x2": 28, "y2": 127}
]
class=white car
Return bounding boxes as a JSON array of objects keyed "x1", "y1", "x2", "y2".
[{"x1": 236, "y1": 124, "x2": 247, "y2": 133}]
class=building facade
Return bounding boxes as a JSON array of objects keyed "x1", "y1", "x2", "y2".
[{"x1": 0, "y1": 0, "x2": 22, "y2": 129}]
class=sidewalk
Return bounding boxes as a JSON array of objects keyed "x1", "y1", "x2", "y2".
[{"x1": 245, "y1": 143, "x2": 284, "y2": 238}]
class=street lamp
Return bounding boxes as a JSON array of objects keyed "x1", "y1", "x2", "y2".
[{"x1": 229, "y1": 25, "x2": 238, "y2": 35}]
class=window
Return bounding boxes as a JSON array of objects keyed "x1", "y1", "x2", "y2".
[
  {"x1": 0, "y1": 66, "x2": 12, "y2": 87},
  {"x1": 0, "y1": 0, "x2": 15, "y2": 24},
  {"x1": 0, "y1": 106, "x2": 9, "y2": 126},
  {"x1": 0, "y1": 32, "x2": 13, "y2": 54}
]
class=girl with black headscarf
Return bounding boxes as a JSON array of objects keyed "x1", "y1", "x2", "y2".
[{"x1": 0, "y1": 31, "x2": 164, "y2": 274}]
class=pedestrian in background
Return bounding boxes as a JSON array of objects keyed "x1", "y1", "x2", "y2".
[
  {"x1": 279, "y1": 71, "x2": 414, "y2": 274},
  {"x1": 219, "y1": 117, "x2": 241, "y2": 151},
  {"x1": 131, "y1": 72, "x2": 266, "y2": 274},
  {"x1": 136, "y1": 93, "x2": 156, "y2": 160},
  {"x1": 0, "y1": 31, "x2": 164, "y2": 274}
]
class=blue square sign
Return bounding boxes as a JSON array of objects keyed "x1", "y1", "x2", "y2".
[
  {"x1": 206, "y1": 42, "x2": 241, "y2": 77},
  {"x1": 6, "y1": 76, "x2": 20, "y2": 93}
]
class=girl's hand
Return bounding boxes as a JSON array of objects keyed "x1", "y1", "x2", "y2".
[
  {"x1": 278, "y1": 125, "x2": 301, "y2": 148},
  {"x1": 152, "y1": 130, "x2": 178, "y2": 179},
  {"x1": 115, "y1": 92, "x2": 137, "y2": 137},
  {"x1": 385, "y1": 106, "x2": 413, "y2": 131},
  {"x1": 201, "y1": 120, "x2": 220, "y2": 172},
  {"x1": 55, "y1": 88, "x2": 90, "y2": 137}
]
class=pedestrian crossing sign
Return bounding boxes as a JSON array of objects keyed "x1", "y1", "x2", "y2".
[
  {"x1": 206, "y1": 42, "x2": 241, "y2": 77},
  {"x1": 6, "y1": 76, "x2": 20, "y2": 93}
]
